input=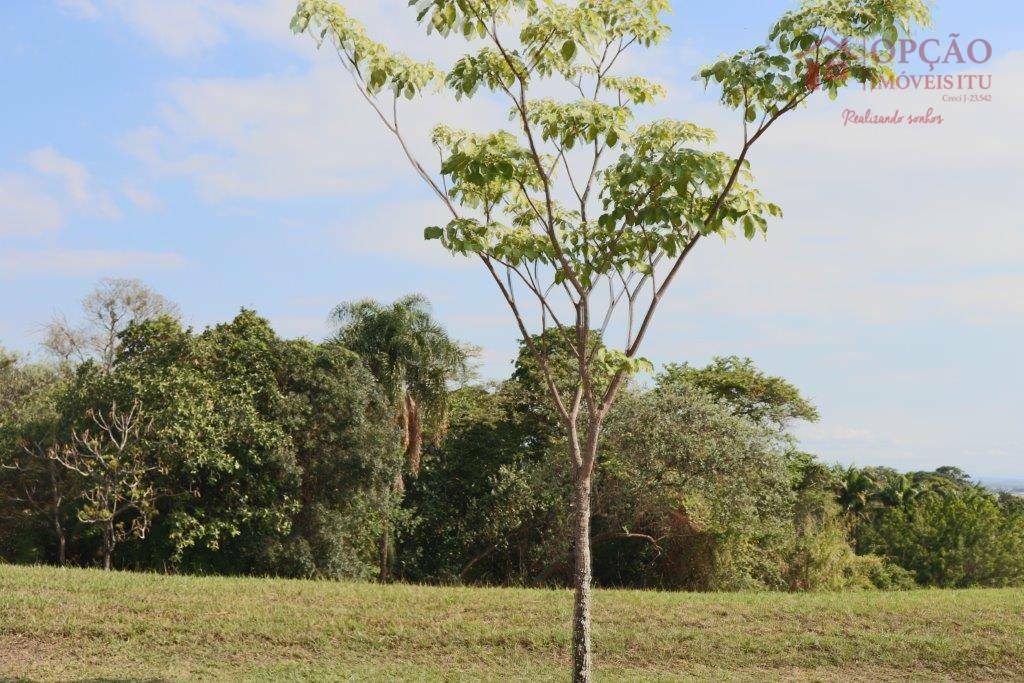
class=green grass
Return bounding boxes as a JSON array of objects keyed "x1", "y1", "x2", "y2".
[{"x1": 2, "y1": 564, "x2": 1023, "y2": 681}]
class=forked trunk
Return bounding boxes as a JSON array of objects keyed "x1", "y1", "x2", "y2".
[{"x1": 571, "y1": 470, "x2": 594, "y2": 682}]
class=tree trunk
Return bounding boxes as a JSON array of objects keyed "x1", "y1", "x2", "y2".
[
  {"x1": 103, "y1": 525, "x2": 113, "y2": 571},
  {"x1": 55, "y1": 521, "x2": 66, "y2": 567},
  {"x1": 378, "y1": 470, "x2": 405, "y2": 583},
  {"x1": 48, "y1": 460, "x2": 66, "y2": 566},
  {"x1": 378, "y1": 525, "x2": 390, "y2": 583},
  {"x1": 404, "y1": 394, "x2": 422, "y2": 477},
  {"x1": 571, "y1": 470, "x2": 594, "y2": 683}
]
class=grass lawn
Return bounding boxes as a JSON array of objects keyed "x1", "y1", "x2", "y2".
[{"x1": 1, "y1": 563, "x2": 1023, "y2": 681}]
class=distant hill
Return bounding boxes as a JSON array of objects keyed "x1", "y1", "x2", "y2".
[{"x1": 980, "y1": 477, "x2": 1024, "y2": 495}]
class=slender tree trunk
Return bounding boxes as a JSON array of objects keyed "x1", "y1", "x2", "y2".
[
  {"x1": 54, "y1": 518, "x2": 66, "y2": 566},
  {"x1": 103, "y1": 525, "x2": 113, "y2": 571},
  {"x1": 569, "y1": 407, "x2": 605, "y2": 683},
  {"x1": 378, "y1": 391, "x2": 420, "y2": 582},
  {"x1": 48, "y1": 460, "x2": 66, "y2": 566},
  {"x1": 378, "y1": 524, "x2": 390, "y2": 583},
  {"x1": 378, "y1": 470, "x2": 405, "y2": 582},
  {"x1": 571, "y1": 469, "x2": 594, "y2": 683}
]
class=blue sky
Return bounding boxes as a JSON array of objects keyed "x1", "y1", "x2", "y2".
[{"x1": 1, "y1": 0, "x2": 1022, "y2": 477}]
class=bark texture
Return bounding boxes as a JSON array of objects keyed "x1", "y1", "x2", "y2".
[
  {"x1": 102, "y1": 524, "x2": 113, "y2": 571},
  {"x1": 403, "y1": 393, "x2": 422, "y2": 477},
  {"x1": 571, "y1": 472, "x2": 594, "y2": 682}
]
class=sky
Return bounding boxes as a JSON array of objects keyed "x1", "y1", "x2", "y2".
[{"x1": 1, "y1": 0, "x2": 1022, "y2": 477}]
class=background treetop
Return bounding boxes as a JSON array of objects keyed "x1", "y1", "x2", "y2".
[{"x1": 658, "y1": 356, "x2": 820, "y2": 431}]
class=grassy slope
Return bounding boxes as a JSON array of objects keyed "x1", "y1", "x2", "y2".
[{"x1": 1, "y1": 564, "x2": 1023, "y2": 682}]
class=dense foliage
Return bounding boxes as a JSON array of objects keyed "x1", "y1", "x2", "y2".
[
  {"x1": 3, "y1": 283, "x2": 1023, "y2": 590},
  {"x1": 2, "y1": 305, "x2": 400, "y2": 580}
]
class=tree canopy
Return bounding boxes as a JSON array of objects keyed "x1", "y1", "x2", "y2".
[
  {"x1": 292, "y1": 1, "x2": 932, "y2": 676},
  {"x1": 658, "y1": 356, "x2": 820, "y2": 431}
]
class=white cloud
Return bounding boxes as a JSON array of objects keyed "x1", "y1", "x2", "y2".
[
  {"x1": 0, "y1": 175, "x2": 63, "y2": 237},
  {"x1": 125, "y1": 64, "x2": 502, "y2": 201},
  {"x1": 91, "y1": 0, "x2": 317, "y2": 58},
  {"x1": 800, "y1": 423, "x2": 876, "y2": 443},
  {"x1": 122, "y1": 183, "x2": 162, "y2": 211},
  {"x1": 28, "y1": 147, "x2": 90, "y2": 203},
  {"x1": 102, "y1": 0, "x2": 501, "y2": 202},
  {"x1": 331, "y1": 199, "x2": 474, "y2": 268},
  {"x1": 197, "y1": 0, "x2": 304, "y2": 51},
  {"x1": 27, "y1": 147, "x2": 121, "y2": 219},
  {"x1": 103, "y1": 0, "x2": 229, "y2": 57},
  {"x1": 0, "y1": 248, "x2": 185, "y2": 279},
  {"x1": 57, "y1": 0, "x2": 99, "y2": 20},
  {"x1": 268, "y1": 313, "x2": 331, "y2": 340},
  {"x1": 85, "y1": 0, "x2": 473, "y2": 59}
]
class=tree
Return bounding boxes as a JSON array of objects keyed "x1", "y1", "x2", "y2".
[
  {"x1": 402, "y1": 383, "x2": 564, "y2": 585},
  {"x1": 274, "y1": 339, "x2": 404, "y2": 580},
  {"x1": 836, "y1": 465, "x2": 881, "y2": 523},
  {"x1": 50, "y1": 401, "x2": 164, "y2": 570},
  {"x1": 33, "y1": 310, "x2": 397, "y2": 577},
  {"x1": 658, "y1": 356, "x2": 819, "y2": 432},
  {"x1": 110, "y1": 312, "x2": 301, "y2": 572},
  {"x1": 865, "y1": 489, "x2": 1024, "y2": 588},
  {"x1": 293, "y1": 0, "x2": 929, "y2": 676},
  {"x1": 43, "y1": 278, "x2": 179, "y2": 370},
  {"x1": 598, "y1": 382, "x2": 795, "y2": 590},
  {"x1": 0, "y1": 352, "x2": 74, "y2": 564},
  {"x1": 3, "y1": 442, "x2": 75, "y2": 567},
  {"x1": 331, "y1": 295, "x2": 468, "y2": 580}
]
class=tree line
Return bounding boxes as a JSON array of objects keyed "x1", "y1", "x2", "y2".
[{"x1": 2, "y1": 279, "x2": 1022, "y2": 589}]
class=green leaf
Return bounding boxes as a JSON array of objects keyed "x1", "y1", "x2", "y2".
[{"x1": 560, "y1": 40, "x2": 576, "y2": 61}]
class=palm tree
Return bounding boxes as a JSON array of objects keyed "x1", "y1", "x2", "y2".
[
  {"x1": 878, "y1": 474, "x2": 923, "y2": 509},
  {"x1": 332, "y1": 294, "x2": 468, "y2": 580},
  {"x1": 836, "y1": 466, "x2": 879, "y2": 519}
]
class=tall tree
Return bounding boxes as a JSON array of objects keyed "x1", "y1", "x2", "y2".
[
  {"x1": 658, "y1": 356, "x2": 819, "y2": 432},
  {"x1": 0, "y1": 352, "x2": 73, "y2": 564},
  {"x1": 50, "y1": 401, "x2": 164, "y2": 571},
  {"x1": 293, "y1": 0, "x2": 929, "y2": 677},
  {"x1": 836, "y1": 466, "x2": 880, "y2": 522},
  {"x1": 79, "y1": 313, "x2": 302, "y2": 572},
  {"x1": 332, "y1": 295, "x2": 468, "y2": 579},
  {"x1": 43, "y1": 278, "x2": 179, "y2": 371},
  {"x1": 275, "y1": 338, "x2": 404, "y2": 580}
]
